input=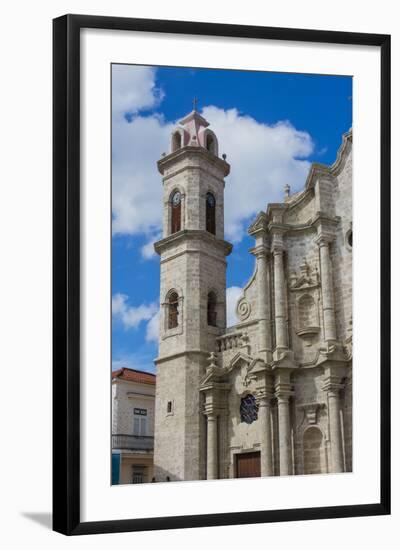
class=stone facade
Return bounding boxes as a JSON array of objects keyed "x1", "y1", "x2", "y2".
[
  {"x1": 153, "y1": 109, "x2": 352, "y2": 481},
  {"x1": 112, "y1": 368, "x2": 156, "y2": 484}
]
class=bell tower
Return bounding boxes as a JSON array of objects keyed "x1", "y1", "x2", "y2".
[{"x1": 153, "y1": 107, "x2": 232, "y2": 481}]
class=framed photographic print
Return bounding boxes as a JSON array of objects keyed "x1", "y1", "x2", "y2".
[{"x1": 53, "y1": 14, "x2": 391, "y2": 535}]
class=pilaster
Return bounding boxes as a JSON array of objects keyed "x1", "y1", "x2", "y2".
[
  {"x1": 271, "y1": 230, "x2": 288, "y2": 353},
  {"x1": 315, "y1": 232, "x2": 337, "y2": 345},
  {"x1": 251, "y1": 243, "x2": 272, "y2": 362},
  {"x1": 322, "y1": 372, "x2": 345, "y2": 473},
  {"x1": 201, "y1": 367, "x2": 230, "y2": 480},
  {"x1": 204, "y1": 407, "x2": 218, "y2": 480},
  {"x1": 251, "y1": 360, "x2": 274, "y2": 477},
  {"x1": 274, "y1": 370, "x2": 294, "y2": 476}
]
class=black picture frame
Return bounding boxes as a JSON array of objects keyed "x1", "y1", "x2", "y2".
[{"x1": 53, "y1": 14, "x2": 391, "y2": 535}]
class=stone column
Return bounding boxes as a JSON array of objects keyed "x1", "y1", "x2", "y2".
[
  {"x1": 325, "y1": 385, "x2": 344, "y2": 473},
  {"x1": 318, "y1": 237, "x2": 337, "y2": 343},
  {"x1": 277, "y1": 394, "x2": 292, "y2": 475},
  {"x1": 254, "y1": 246, "x2": 272, "y2": 359},
  {"x1": 206, "y1": 413, "x2": 218, "y2": 479},
  {"x1": 258, "y1": 393, "x2": 274, "y2": 476},
  {"x1": 273, "y1": 248, "x2": 288, "y2": 350}
]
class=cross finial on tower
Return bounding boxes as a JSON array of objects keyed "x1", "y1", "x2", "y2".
[{"x1": 192, "y1": 96, "x2": 199, "y2": 112}]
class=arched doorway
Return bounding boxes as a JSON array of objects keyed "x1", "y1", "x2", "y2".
[{"x1": 303, "y1": 426, "x2": 323, "y2": 475}]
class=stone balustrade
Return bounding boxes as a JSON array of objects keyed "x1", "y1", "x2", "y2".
[{"x1": 215, "y1": 332, "x2": 243, "y2": 352}]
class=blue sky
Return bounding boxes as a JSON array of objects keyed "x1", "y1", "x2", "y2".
[{"x1": 111, "y1": 64, "x2": 352, "y2": 373}]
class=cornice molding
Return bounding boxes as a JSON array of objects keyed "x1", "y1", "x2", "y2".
[
  {"x1": 154, "y1": 229, "x2": 233, "y2": 256},
  {"x1": 155, "y1": 349, "x2": 209, "y2": 365},
  {"x1": 304, "y1": 129, "x2": 352, "y2": 190},
  {"x1": 161, "y1": 163, "x2": 226, "y2": 186},
  {"x1": 157, "y1": 145, "x2": 230, "y2": 177},
  {"x1": 248, "y1": 211, "x2": 268, "y2": 236},
  {"x1": 246, "y1": 129, "x2": 352, "y2": 233}
]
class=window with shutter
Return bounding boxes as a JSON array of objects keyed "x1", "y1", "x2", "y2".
[
  {"x1": 168, "y1": 291, "x2": 179, "y2": 329},
  {"x1": 133, "y1": 409, "x2": 147, "y2": 436}
]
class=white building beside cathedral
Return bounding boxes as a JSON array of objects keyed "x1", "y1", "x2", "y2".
[{"x1": 152, "y1": 108, "x2": 352, "y2": 481}]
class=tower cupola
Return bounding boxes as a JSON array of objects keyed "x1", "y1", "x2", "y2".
[{"x1": 170, "y1": 108, "x2": 219, "y2": 156}]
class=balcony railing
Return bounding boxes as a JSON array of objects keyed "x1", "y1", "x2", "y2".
[
  {"x1": 112, "y1": 434, "x2": 154, "y2": 452},
  {"x1": 215, "y1": 331, "x2": 243, "y2": 352}
]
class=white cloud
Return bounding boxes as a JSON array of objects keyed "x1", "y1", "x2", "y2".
[
  {"x1": 111, "y1": 66, "x2": 314, "y2": 244},
  {"x1": 112, "y1": 113, "x2": 173, "y2": 236},
  {"x1": 112, "y1": 65, "x2": 163, "y2": 119},
  {"x1": 226, "y1": 286, "x2": 243, "y2": 327},
  {"x1": 112, "y1": 65, "x2": 172, "y2": 237},
  {"x1": 202, "y1": 106, "x2": 314, "y2": 241},
  {"x1": 140, "y1": 232, "x2": 162, "y2": 260},
  {"x1": 146, "y1": 311, "x2": 160, "y2": 343},
  {"x1": 112, "y1": 293, "x2": 158, "y2": 330}
]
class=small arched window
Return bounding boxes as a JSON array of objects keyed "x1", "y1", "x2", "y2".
[
  {"x1": 168, "y1": 291, "x2": 179, "y2": 329},
  {"x1": 170, "y1": 191, "x2": 182, "y2": 234},
  {"x1": 207, "y1": 291, "x2": 217, "y2": 327},
  {"x1": 172, "y1": 131, "x2": 182, "y2": 152},
  {"x1": 206, "y1": 192, "x2": 216, "y2": 235}
]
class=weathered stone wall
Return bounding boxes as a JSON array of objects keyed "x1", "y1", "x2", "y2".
[
  {"x1": 154, "y1": 115, "x2": 352, "y2": 481},
  {"x1": 284, "y1": 229, "x2": 323, "y2": 364},
  {"x1": 159, "y1": 241, "x2": 228, "y2": 356},
  {"x1": 154, "y1": 355, "x2": 193, "y2": 481},
  {"x1": 331, "y1": 148, "x2": 353, "y2": 344},
  {"x1": 218, "y1": 132, "x2": 352, "y2": 478},
  {"x1": 343, "y1": 375, "x2": 353, "y2": 472},
  {"x1": 291, "y1": 367, "x2": 329, "y2": 474},
  {"x1": 284, "y1": 191, "x2": 316, "y2": 225},
  {"x1": 235, "y1": 262, "x2": 259, "y2": 324}
]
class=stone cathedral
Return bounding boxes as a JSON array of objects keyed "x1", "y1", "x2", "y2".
[{"x1": 153, "y1": 108, "x2": 352, "y2": 481}]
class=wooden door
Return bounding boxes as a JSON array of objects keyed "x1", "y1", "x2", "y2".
[{"x1": 235, "y1": 452, "x2": 261, "y2": 478}]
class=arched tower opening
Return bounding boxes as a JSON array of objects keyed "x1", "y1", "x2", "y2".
[
  {"x1": 206, "y1": 134, "x2": 215, "y2": 153},
  {"x1": 201, "y1": 129, "x2": 218, "y2": 156},
  {"x1": 171, "y1": 131, "x2": 182, "y2": 152}
]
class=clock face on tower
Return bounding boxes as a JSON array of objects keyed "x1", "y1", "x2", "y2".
[{"x1": 172, "y1": 191, "x2": 181, "y2": 206}]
